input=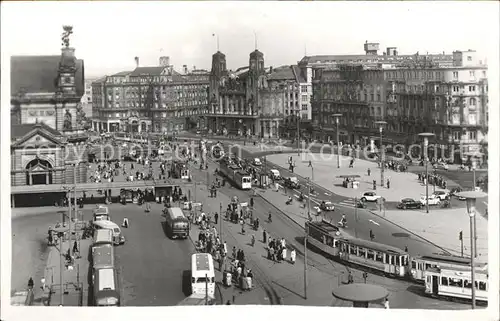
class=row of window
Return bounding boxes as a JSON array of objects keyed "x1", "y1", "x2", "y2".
[
  {"x1": 439, "y1": 277, "x2": 487, "y2": 291},
  {"x1": 386, "y1": 70, "x2": 444, "y2": 80},
  {"x1": 103, "y1": 109, "x2": 201, "y2": 119},
  {"x1": 107, "y1": 100, "x2": 208, "y2": 108}
]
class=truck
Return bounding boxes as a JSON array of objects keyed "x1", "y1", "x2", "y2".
[{"x1": 219, "y1": 158, "x2": 252, "y2": 190}]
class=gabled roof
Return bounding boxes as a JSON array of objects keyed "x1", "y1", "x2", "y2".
[
  {"x1": 11, "y1": 122, "x2": 62, "y2": 140},
  {"x1": 129, "y1": 67, "x2": 165, "y2": 76},
  {"x1": 11, "y1": 55, "x2": 84, "y2": 96}
]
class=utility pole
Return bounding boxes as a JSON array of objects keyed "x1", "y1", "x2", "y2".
[
  {"x1": 470, "y1": 214, "x2": 476, "y2": 309},
  {"x1": 459, "y1": 231, "x2": 463, "y2": 257},
  {"x1": 304, "y1": 178, "x2": 310, "y2": 300},
  {"x1": 205, "y1": 273, "x2": 208, "y2": 305},
  {"x1": 59, "y1": 235, "x2": 64, "y2": 305},
  {"x1": 71, "y1": 163, "x2": 77, "y2": 258},
  {"x1": 296, "y1": 115, "x2": 300, "y2": 156},
  {"x1": 219, "y1": 202, "x2": 223, "y2": 242}
]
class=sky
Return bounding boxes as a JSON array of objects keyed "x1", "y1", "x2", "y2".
[{"x1": 2, "y1": 1, "x2": 499, "y2": 78}]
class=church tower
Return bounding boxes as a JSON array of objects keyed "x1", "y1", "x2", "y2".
[{"x1": 209, "y1": 51, "x2": 227, "y2": 110}]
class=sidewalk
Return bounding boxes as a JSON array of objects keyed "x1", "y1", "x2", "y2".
[
  {"x1": 265, "y1": 153, "x2": 454, "y2": 203},
  {"x1": 382, "y1": 209, "x2": 488, "y2": 263},
  {"x1": 40, "y1": 238, "x2": 91, "y2": 306},
  {"x1": 186, "y1": 182, "x2": 345, "y2": 306}
]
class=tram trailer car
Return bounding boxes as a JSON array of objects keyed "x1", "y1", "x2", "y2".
[
  {"x1": 306, "y1": 220, "x2": 409, "y2": 278},
  {"x1": 411, "y1": 253, "x2": 488, "y2": 283},
  {"x1": 424, "y1": 267, "x2": 488, "y2": 303},
  {"x1": 219, "y1": 159, "x2": 252, "y2": 190}
]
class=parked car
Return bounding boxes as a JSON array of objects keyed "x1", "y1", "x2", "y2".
[
  {"x1": 253, "y1": 158, "x2": 262, "y2": 166},
  {"x1": 320, "y1": 201, "x2": 335, "y2": 211},
  {"x1": 397, "y1": 198, "x2": 422, "y2": 210},
  {"x1": 433, "y1": 162, "x2": 449, "y2": 170},
  {"x1": 360, "y1": 191, "x2": 382, "y2": 202},
  {"x1": 433, "y1": 190, "x2": 450, "y2": 201},
  {"x1": 284, "y1": 177, "x2": 300, "y2": 189},
  {"x1": 449, "y1": 187, "x2": 466, "y2": 200},
  {"x1": 269, "y1": 169, "x2": 281, "y2": 180},
  {"x1": 420, "y1": 194, "x2": 441, "y2": 206}
]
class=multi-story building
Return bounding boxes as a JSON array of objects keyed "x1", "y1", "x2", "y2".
[
  {"x1": 91, "y1": 57, "x2": 209, "y2": 133},
  {"x1": 311, "y1": 47, "x2": 488, "y2": 164},
  {"x1": 208, "y1": 50, "x2": 306, "y2": 138}
]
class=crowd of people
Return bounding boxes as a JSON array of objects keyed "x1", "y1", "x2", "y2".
[{"x1": 417, "y1": 172, "x2": 448, "y2": 190}]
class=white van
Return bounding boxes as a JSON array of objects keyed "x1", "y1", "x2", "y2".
[
  {"x1": 93, "y1": 220, "x2": 125, "y2": 245},
  {"x1": 191, "y1": 253, "x2": 215, "y2": 298}
]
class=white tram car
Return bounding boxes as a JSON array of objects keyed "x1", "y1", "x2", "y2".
[
  {"x1": 306, "y1": 220, "x2": 409, "y2": 277},
  {"x1": 411, "y1": 253, "x2": 488, "y2": 282},
  {"x1": 424, "y1": 267, "x2": 488, "y2": 302}
]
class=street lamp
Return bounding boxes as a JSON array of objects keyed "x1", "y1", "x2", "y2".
[
  {"x1": 456, "y1": 191, "x2": 487, "y2": 310},
  {"x1": 418, "y1": 132, "x2": 435, "y2": 214},
  {"x1": 374, "y1": 121, "x2": 387, "y2": 187},
  {"x1": 332, "y1": 114, "x2": 342, "y2": 169}
]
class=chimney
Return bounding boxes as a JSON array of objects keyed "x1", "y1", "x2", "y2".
[
  {"x1": 183, "y1": 65, "x2": 188, "y2": 74},
  {"x1": 134, "y1": 57, "x2": 139, "y2": 68}
]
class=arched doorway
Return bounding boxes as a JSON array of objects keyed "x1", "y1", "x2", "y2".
[
  {"x1": 131, "y1": 120, "x2": 139, "y2": 133},
  {"x1": 25, "y1": 158, "x2": 53, "y2": 185}
]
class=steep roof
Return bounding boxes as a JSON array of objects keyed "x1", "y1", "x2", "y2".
[
  {"x1": 268, "y1": 66, "x2": 295, "y2": 81},
  {"x1": 11, "y1": 55, "x2": 84, "y2": 97},
  {"x1": 129, "y1": 67, "x2": 165, "y2": 76},
  {"x1": 291, "y1": 65, "x2": 306, "y2": 83},
  {"x1": 11, "y1": 122, "x2": 62, "y2": 140}
]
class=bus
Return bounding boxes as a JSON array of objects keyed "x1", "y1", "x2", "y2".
[
  {"x1": 93, "y1": 268, "x2": 120, "y2": 306},
  {"x1": 92, "y1": 244, "x2": 115, "y2": 271},
  {"x1": 424, "y1": 266, "x2": 488, "y2": 302},
  {"x1": 191, "y1": 253, "x2": 215, "y2": 298},
  {"x1": 93, "y1": 229, "x2": 113, "y2": 247},
  {"x1": 164, "y1": 207, "x2": 190, "y2": 239},
  {"x1": 93, "y1": 220, "x2": 125, "y2": 245},
  {"x1": 411, "y1": 253, "x2": 488, "y2": 282}
]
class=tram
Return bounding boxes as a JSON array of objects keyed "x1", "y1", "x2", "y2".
[
  {"x1": 411, "y1": 253, "x2": 488, "y2": 282},
  {"x1": 424, "y1": 266, "x2": 488, "y2": 302},
  {"x1": 305, "y1": 220, "x2": 409, "y2": 278}
]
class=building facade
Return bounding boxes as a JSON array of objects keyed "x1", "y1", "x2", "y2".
[
  {"x1": 208, "y1": 50, "x2": 303, "y2": 138},
  {"x1": 91, "y1": 58, "x2": 209, "y2": 133},
  {"x1": 311, "y1": 48, "x2": 488, "y2": 163},
  {"x1": 10, "y1": 26, "x2": 89, "y2": 190}
]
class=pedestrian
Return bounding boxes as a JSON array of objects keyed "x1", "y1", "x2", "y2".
[
  {"x1": 384, "y1": 298, "x2": 390, "y2": 309},
  {"x1": 405, "y1": 245, "x2": 408, "y2": 253},
  {"x1": 348, "y1": 271, "x2": 354, "y2": 284},
  {"x1": 232, "y1": 246, "x2": 237, "y2": 259},
  {"x1": 263, "y1": 229, "x2": 267, "y2": 243},
  {"x1": 290, "y1": 249, "x2": 296, "y2": 264},
  {"x1": 387, "y1": 179, "x2": 390, "y2": 189},
  {"x1": 73, "y1": 240, "x2": 79, "y2": 255},
  {"x1": 367, "y1": 168, "x2": 371, "y2": 176},
  {"x1": 369, "y1": 229, "x2": 375, "y2": 241},
  {"x1": 214, "y1": 212, "x2": 219, "y2": 225},
  {"x1": 251, "y1": 234, "x2": 255, "y2": 247},
  {"x1": 41, "y1": 277, "x2": 46, "y2": 291},
  {"x1": 28, "y1": 277, "x2": 34, "y2": 290},
  {"x1": 373, "y1": 180, "x2": 376, "y2": 190}
]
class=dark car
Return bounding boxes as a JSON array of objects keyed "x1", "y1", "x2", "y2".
[
  {"x1": 397, "y1": 198, "x2": 422, "y2": 210},
  {"x1": 284, "y1": 177, "x2": 300, "y2": 189},
  {"x1": 450, "y1": 187, "x2": 466, "y2": 200}
]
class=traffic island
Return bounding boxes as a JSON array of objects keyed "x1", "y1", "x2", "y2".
[{"x1": 332, "y1": 283, "x2": 388, "y2": 308}]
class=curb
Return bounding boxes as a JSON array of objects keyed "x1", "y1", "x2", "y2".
[{"x1": 254, "y1": 191, "x2": 304, "y2": 230}]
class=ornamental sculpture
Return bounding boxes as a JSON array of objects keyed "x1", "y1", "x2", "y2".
[
  {"x1": 61, "y1": 25, "x2": 73, "y2": 48},
  {"x1": 63, "y1": 109, "x2": 72, "y2": 130}
]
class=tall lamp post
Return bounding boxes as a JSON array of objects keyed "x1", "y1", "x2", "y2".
[
  {"x1": 374, "y1": 121, "x2": 387, "y2": 187},
  {"x1": 456, "y1": 191, "x2": 487, "y2": 310},
  {"x1": 332, "y1": 114, "x2": 342, "y2": 169},
  {"x1": 297, "y1": 114, "x2": 301, "y2": 156},
  {"x1": 418, "y1": 132, "x2": 435, "y2": 214}
]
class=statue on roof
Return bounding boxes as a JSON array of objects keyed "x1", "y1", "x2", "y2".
[
  {"x1": 63, "y1": 109, "x2": 72, "y2": 130},
  {"x1": 61, "y1": 25, "x2": 73, "y2": 48}
]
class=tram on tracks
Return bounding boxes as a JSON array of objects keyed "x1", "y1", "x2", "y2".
[
  {"x1": 424, "y1": 266, "x2": 488, "y2": 303},
  {"x1": 410, "y1": 253, "x2": 488, "y2": 282},
  {"x1": 91, "y1": 233, "x2": 120, "y2": 306},
  {"x1": 305, "y1": 219, "x2": 409, "y2": 277}
]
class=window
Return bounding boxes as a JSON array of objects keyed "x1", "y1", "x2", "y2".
[
  {"x1": 301, "y1": 85, "x2": 307, "y2": 92},
  {"x1": 478, "y1": 281, "x2": 487, "y2": 291},
  {"x1": 467, "y1": 56, "x2": 472, "y2": 61},
  {"x1": 469, "y1": 98, "x2": 476, "y2": 105},
  {"x1": 301, "y1": 95, "x2": 308, "y2": 102},
  {"x1": 453, "y1": 131, "x2": 461, "y2": 140},
  {"x1": 377, "y1": 93, "x2": 381, "y2": 101},
  {"x1": 441, "y1": 277, "x2": 448, "y2": 286},
  {"x1": 469, "y1": 114, "x2": 477, "y2": 125},
  {"x1": 453, "y1": 71, "x2": 458, "y2": 79},
  {"x1": 453, "y1": 85, "x2": 459, "y2": 92},
  {"x1": 375, "y1": 252, "x2": 383, "y2": 262},
  {"x1": 367, "y1": 251, "x2": 375, "y2": 260},
  {"x1": 370, "y1": 93, "x2": 374, "y2": 101},
  {"x1": 349, "y1": 245, "x2": 357, "y2": 255},
  {"x1": 358, "y1": 248, "x2": 366, "y2": 257},
  {"x1": 470, "y1": 71, "x2": 475, "y2": 77},
  {"x1": 301, "y1": 104, "x2": 308, "y2": 111},
  {"x1": 482, "y1": 71, "x2": 486, "y2": 78}
]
